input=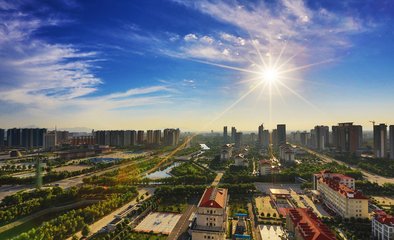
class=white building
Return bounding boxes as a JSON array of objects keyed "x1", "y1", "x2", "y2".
[
  {"x1": 191, "y1": 187, "x2": 228, "y2": 240},
  {"x1": 313, "y1": 170, "x2": 368, "y2": 219},
  {"x1": 372, "y1": 210, "x2": 394, "y2": 240},
  {"x1": 220, "y1": 144, "x2": 233, "y2": 161},
  {"x1": 279, "y1": 144, "x2": 295, "y2": 162},
  {"x1": 234, "y1": 154, "x2": 248, "y2": 167},
  {"x1": 259, "y1": 160, "x2": 272, "y2": 175},
  {"x1": 44, "y1": 131, "x2": 57, "y2": 150}
]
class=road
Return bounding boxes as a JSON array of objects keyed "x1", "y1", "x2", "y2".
[
  {"x1": 211, "y1": 172, "x2": 223, "y2": 186},
  {"x1": 167, "y1": 205, "x2": 197, "y2": 240},
  {"x1": 0, "y1": 153, "x2": 162, "y2": 201},
  {"x1": 302, "y1": 147, "x2": 394, "y2": 186},
  {"x1": 66, "y1": 187, "x2": 155, "y2": 240}
]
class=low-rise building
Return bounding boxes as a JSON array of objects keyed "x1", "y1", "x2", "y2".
[
  {"x1": 259, "y1": 160, "x2": 272, "y2": 175},
  {"x1": 279, "y1": 144, "x2": 295, "y2": 162},
  {"x1": 220, "y1": 144, "x2": 233, "y2": 161},
  {"x1": 372, "y1": 210, "x2": 394, "y2": 240},
  {"x1": 313, "y1": 170, "x2": 368, "y2": 219},
  {"x1": 191, "y1": 187, "x2": 228, "y2": 240},
  {"x1": 286, "y1": 208, "x2": 336, "y2": 240},
  {"x1": 234, "y1": 154, "x2": 248, "y2": 167}
]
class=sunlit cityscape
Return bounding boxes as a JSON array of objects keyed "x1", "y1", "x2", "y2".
[{"x1": 0, "y1": 1, "x2": 393, "y2": 240}]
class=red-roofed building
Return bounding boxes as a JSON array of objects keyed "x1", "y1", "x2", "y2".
[
  {"x1": 192, "y1": 187, "x2": 229, "y2": 240},
  {"x1": 372, "y1": 210, "x2": 394, "y2": 240},
  {"x1": 286, "y1": 208, "x2": 336, "y2": 240},
  {"x1": 313, "y1": 170, "x2": 368, "y2": 218}
]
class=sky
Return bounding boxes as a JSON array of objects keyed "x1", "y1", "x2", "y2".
[{"x1": 0, "y1": 0, "x2": 394, "y2": 132}]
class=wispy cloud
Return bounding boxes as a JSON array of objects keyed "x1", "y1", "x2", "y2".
[
  {"x1": 167, "y1": 0, "x2": 374, "y2": 64},
  {"x1": 0, "y1": 1, "x2": 172, "y2": 115}
]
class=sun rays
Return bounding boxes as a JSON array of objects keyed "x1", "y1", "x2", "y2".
[{"x1": 188, "y1": 41, "x2": 331, "y2": 129}]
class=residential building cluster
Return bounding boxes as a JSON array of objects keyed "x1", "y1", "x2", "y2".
[
  {"x1": 94, "y1": 128, "x2": 179, "y2": 147},
  {"x1": 290, "y1": 122, "x2": 394, "y2": 159}
]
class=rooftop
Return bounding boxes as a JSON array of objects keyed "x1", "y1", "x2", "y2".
[
  {"x1": 316, "y1": 171, "x2": 366, "y2": 200},
  {"x1": 287, "y1": 208, "x2": 336, "y2": 240},
  {"x1": 374, "y1": 210, "x2": 394, "y2": 226},
  {"x1": 270, "y1": 188, "x2": 290, "y2": 196},
  {"x1": 198, "y1": 187, "x2": 228, "y2": 209}
]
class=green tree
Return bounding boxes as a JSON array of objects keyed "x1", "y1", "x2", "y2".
[{"x1": 82, "y1": 224, "x2": 90, "y2": 237}]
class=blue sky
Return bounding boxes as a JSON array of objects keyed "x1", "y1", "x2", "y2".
[{"x1": 0, "y1": 0, "x2": 393, "y2": 131}]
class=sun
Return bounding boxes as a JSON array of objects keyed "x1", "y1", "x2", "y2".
[{"x1": 261, "y1": 67, "x2": 279, "y2": 84}]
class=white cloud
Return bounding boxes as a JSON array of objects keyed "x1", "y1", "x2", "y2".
[
  {"x1": 0, "y1": 6, "x2": 172, "y2": 116},
  {"x1": 184, "y1": 33, "x2": 198, "y2": 41},
  {"x1": 171, "y1": 0, "x2": 373, "y2": 64},
  {"x1": 200, "y1": 35, "x2": 214, "y2": 44}
]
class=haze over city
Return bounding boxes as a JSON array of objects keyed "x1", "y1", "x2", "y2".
[{"x1": 1, "y1": 0, "x2": 394, "y2": 131}]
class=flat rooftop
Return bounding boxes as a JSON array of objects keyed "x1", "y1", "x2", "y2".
[
  {"x1": 134, "y1": 212, "x2": 182, "y2": 235},
  {"x1": 269, "y1": 188, "x2": 290, "y2": 195}
]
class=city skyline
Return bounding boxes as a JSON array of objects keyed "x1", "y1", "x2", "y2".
[{"x1": 1, "y1": 0, "x2": 394, "y2": 131}]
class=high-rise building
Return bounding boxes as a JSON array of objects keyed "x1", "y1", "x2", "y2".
[
  {"x1": 16, "y1": 128, "x2": 47, "y2": 148},
  {"x1": 258, "y1": 124, "x2": 264, "y2": 147},
  {"x1": 300, "y1": 131, "x2": 309, "y2": 146},
  {"x1": 44, "y1": 131, "x2": 57, "y2": 149},
  {"x1": 163, "y1": 128, "x2": 180, "y2": 146},
  {"x1": 223, "y1": 126, "x2": 228, "y2": 143},
  {"x1": 374, "y1": 124, "x2": 387, "y2": 158},
  {"x1": 130, "y1": 130, "x2": 137, "y2": 146},
  {"x1": 0, "y1": 129, "x2": 4, "y2": 147},
  {"x1": 7, "y1": 128, "x2": 21, "y2": 147},
  {"x1": 390, "y1": 125, "x2": 394, "y2": 160},
  {"x1": 137, "y1": 130, "x2": 144, "y2": 144},
  {"x1": 314, "y1": 125, "x2": 329, "y2": 150},
  {"x1": 277, "y1": 124, "x2": 286, "y2": 146},
  {"x1": 332, "y1": 123, "x2": 362, "y2": 153},
  {"x1": 272, "y1": 129, "x2": 278, "y2": 148},
  {"x1": 262, "y1": 130, "x2": 270, "y2": 148},
  {"x1": 235, "y1": 132, "x2": 243, "y2": 149},
  {"x1": 231, "y1": 127, "x2": 236, "y2": 143},
  {"x1": 153, "y1": 130, "x2": 161, "y2": 145},
  {"x1": 146, "y1": 130, "x2": 154, "y2": 144}
]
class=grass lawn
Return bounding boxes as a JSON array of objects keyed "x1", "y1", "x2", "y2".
[
  {"x1": 125, "y1": 232, "x2": 167, "y2": 240},
  {"x1": 255, "y1": 196, "x2": 279, "y2": 219},
  {"x1": 157, "y1": 202, "x2": 188, "y2": 214}
]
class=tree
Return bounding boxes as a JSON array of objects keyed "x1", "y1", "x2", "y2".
[{"x1": 82, "y1": 224, "x2": 90, "y2": 237}]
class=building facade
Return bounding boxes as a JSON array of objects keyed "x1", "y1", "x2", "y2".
[
  {"x1": 314, "y1": 125, "x2": 329, "y2": 150},
  {"x1": 277, "y1": 124, "x2": 286, "y2": 146},
  {"x1": 374, "y1": 124, "x2": 387, "y2": 158},
  {"x1": 191, "y1": 187, "x2": 228, "y2": 240},
  {"x1": 372, "y1": 210, "x2": 394, "y2": 240},
  {"x1": 332, "y1": 122, "x2": 362, "y2": 154},
  {"x1": 390, "y1": 125, "x2": 394, "y2": 160},
  {"x1": 223, "y1": 126, "x2": 228, "y2": 144},
  {"x1": 313, "y1": 171, "x2": 368, "y2": 219}
]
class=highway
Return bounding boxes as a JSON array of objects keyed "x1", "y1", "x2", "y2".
[{"x1": 302, "y1": 147, "x2": 394, "y2": 185}]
